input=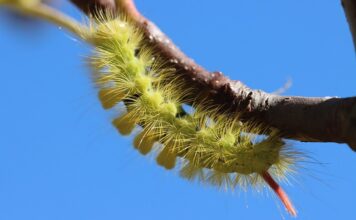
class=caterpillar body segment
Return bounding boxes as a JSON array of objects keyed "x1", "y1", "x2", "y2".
[{"x1": 88, "y1": 17, "x2": 298, "y2": 216}]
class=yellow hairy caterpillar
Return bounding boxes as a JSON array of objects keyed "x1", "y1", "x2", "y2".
[
  {"x1": 89, "y1": 18, "x2": 299, "y2": 216},
  {"x1": 0, "y1": 1, "x2": 302, "y2": 216}
]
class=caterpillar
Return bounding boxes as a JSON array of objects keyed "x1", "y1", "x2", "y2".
[
  {"x1": 88, "y1": 17, "x2": 299, "y2": 216},
  {"x1": 0, "y1": 1, "x2": 301, "y2": 217}
]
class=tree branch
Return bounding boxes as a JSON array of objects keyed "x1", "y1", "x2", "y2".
[
  {"x1": 70, "y1": 0, "x2": 356, "y2": 150},
  {"x1": 70, "y1": 0, "x2": 117, "y2": 16},
  {"x1": 342, "y1": 0, "x2": 356, "y2": 50}
]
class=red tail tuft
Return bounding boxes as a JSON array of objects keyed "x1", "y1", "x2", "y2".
[{"x1": 262, "y1": 171, "x2": 297, "y2": 217}]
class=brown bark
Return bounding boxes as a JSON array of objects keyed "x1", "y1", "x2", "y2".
[
  {"x1": 342, "y1": 0, "x2": 356, "y2": 50},
  {"x1": 70, "y1": 0, "x2": 356, "y2": 151},
  {"x1": 70, "y1": 0, "x2": 116, "y2": 16}
]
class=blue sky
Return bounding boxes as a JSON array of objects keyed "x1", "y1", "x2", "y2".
[{"x1": 0, "y1": 1, "x2": 355, "y2": 219}]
